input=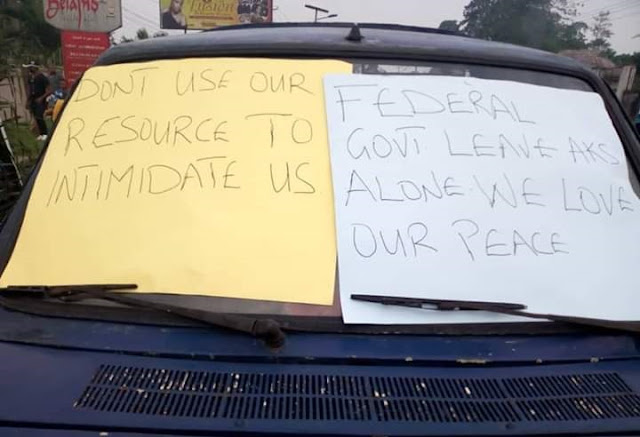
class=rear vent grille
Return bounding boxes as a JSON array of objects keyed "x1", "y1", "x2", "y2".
[
  {"x1": 503, "y1": 374, "x2": 631, "y2": 398},
  {"x1": 517, "y1": 395, "x2": 640, "y2": 421},
  {"x1": 74, "y1": 365, "x2": 640, "y2": 423}
]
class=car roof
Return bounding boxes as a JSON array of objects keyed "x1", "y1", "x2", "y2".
[{"x1": 97, "y1": 22, "x2": 592, "y2": 79}]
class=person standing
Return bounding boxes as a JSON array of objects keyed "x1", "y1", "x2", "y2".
[
  {"x1": 47, "y1": 66, "x2": 62, "y2": 94},
  {"x1": 23, "y1": 62, "x2": 50, "y2": 141}
]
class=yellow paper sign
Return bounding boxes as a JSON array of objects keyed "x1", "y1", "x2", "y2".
[{"x1": 0, "y1": 58, "x2": 351, "y2": 304}]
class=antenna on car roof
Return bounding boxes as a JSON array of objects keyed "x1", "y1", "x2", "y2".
[{"x1": 346, "y1": 23, "x2": 363, "y2": 42}]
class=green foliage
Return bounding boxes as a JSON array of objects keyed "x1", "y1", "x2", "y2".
[
  {"x1": 136, "y1": 28, "x2": 149, "y2": 40},
  {"x1": 613, "y1": 52, "x2": 640, "y2": 92},
  {"x1": 4, "y1": 122, "x2": 38, "y2": 155},
  {"x1": 613, "y1": 52, "x2": 640, "y2": 69},
  {"x1": 0, "y1": 0, "x2": 61, "y2": 71},
  {"x1": 3, "y1": 121, "x2": 43, "y2": 178},
  {"x1": 118, "y1": 28, "x2": 157, "y2": 44},
  {"x1": 438, "y1": 20, "x2": 460, "y2": 32},
  {"x1": 461, "y1": 0, "x2": 588, "y2": 52},
  {"x1": 556, "y1": 20, "x2": 589, "y2": 50},
  {"x1": 588, "y1": 10, "x2": 612, "y2": 53}
]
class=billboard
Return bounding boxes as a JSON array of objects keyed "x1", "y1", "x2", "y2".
[
  {"x1": 158, "y1": 0, "x2": 272, "y2": 30},
  {"x1": 61, "y1": 31, "x2": 110, "y2": 85},
  {"x1": 44, "y1": 0, "x2": 122, "y2": 32}
]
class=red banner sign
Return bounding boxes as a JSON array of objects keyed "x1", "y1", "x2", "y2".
[
  {"x1": 61, "y1": 31, "x2": 110, "y2": 86},
  {"x1": 44, "y1": 0, "x2": 122, "y2": 32}
]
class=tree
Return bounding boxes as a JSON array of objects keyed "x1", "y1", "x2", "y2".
[
  {"x1": 438, "y1": 20, "x2": 460, "y2": 32},
  {"x1": 613, "y1": 52, "x2": 640, "y2": 69},
  {"x1": 460, "y1": 0, "x2": 588, "y2": 52},
  {"x1": 588, "y1": 10, "x2": 613, "y2": 53},
  {"x1": 0, "y1": 0, "x2": 61, "y2": 121},
  {"x1": 0, "y1": 0, "x2": 61, "y2": 67},
  {"x1": 136, "y1": 28, "x2": 149, "y2": 40},
  {"x1": 555, "y1": 20, "x2": 589, "y2": 50}
]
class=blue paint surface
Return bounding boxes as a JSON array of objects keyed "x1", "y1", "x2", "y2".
[{"x1": 1, "y1": 306, "x2": 640, "y2": 435}]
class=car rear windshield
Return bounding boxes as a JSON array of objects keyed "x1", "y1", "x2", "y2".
[{"x1": 3, "y1": 57, "x2": 638, "y2": 324}]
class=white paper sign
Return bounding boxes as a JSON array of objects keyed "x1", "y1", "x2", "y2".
[{"x1": 324, "y1": 74, "x2": 640, "y2": 325}]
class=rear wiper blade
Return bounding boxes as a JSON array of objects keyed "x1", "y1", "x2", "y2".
[
  {"x1": 352, "y1": 294, "x2": 526, "y2": 311},
  {"x1": 352, "y1": 294, "x2": 640, "y2": 334},
  {"x1": 3, "y1": 284, "x2": 285, "y2": 348}
]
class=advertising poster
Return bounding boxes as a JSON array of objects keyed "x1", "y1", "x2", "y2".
[{"x1": 158, "y1": 0, "x2": 272, "y2": 30}]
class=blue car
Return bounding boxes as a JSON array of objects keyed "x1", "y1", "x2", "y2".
[{"x1": 1, "y1": 23, "x2": 640, "y2": 436}]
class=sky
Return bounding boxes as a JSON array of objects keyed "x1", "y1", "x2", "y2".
[{"x1": 114, "y1": 0, "x2": 640, "y2": 54}]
